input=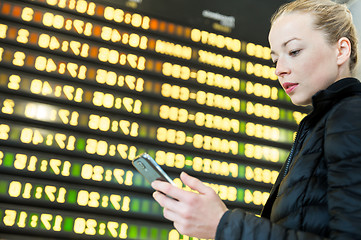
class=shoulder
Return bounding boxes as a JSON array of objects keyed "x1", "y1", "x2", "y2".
[
  {"x1": 324, "y1": 95, "x2": 361, "y2": 162},
  {"x1": 325, "y1": 95, "x2": 361, "y2": 134}
]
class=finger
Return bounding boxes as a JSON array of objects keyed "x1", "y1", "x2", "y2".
[
  {"x1": 153, "y1": 191, "x2": 170, "y2": 208},
  {"x1": 152, "y1": 180, "x2": 187, "y2": 200},
  {"x1": 151, "y1": 180, "x2": 168, "y2": 191},
  {"x1": 153, "y1": 190, "x2": 180, "y2": 208},
  {"x1": 162, "y1": 207, "x2": 178, "y2": 222},
  {"x1": 180, "y1": 172, "x2": 213, "y2": 195}
]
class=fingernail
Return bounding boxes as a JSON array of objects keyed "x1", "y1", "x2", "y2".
[{"x1": 152, "y1": 191, "x2": 158, "y2": 198}]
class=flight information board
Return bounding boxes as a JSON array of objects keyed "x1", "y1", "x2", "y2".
[{"x1": 0, "y1": 0, "x2": 309, "y2": 239}]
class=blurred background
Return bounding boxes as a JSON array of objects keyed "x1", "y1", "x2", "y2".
[{"x1": 0, "y1": 0, "x2": 359, "y2": 239}]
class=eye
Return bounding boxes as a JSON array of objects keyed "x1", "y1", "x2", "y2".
[
  {"x1": 289, "y1": 49, "x2": 301, "y2": 56},
  {"x1": 272, "y1": 60, "x2": 278, "y2": 68}
]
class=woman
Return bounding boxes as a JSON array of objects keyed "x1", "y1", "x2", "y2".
[{"x1": 152, "y1": 0, "x2": 361, "y2": 239}]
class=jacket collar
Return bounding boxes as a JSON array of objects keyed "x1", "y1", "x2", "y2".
[
  {"x1": 312, "y1": 78, "x2": 361, "y2": 108},
  {"x1": 308, "y1": 78, "x2": 361, "y2": 124}
]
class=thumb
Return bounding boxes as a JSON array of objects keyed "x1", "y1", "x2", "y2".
[{"x1": 180, "y1": 172, "x2": 212, "y2": 195}]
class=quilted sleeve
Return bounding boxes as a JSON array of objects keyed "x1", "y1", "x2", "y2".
[
  {"x1": 216, "y1": 209, "x2": 323, "y2": 240},
  {"x1": 323, "y1": 97, "x2": 361, "y2": 239}
]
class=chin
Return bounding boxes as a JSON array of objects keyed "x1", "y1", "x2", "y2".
[{"x1": 290, "y1": 97, "x2": 312, "y2": 107}]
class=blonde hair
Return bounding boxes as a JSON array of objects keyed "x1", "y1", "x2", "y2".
[{"x1": 271, "y1": 0, "x2": 358, "y2": 73}]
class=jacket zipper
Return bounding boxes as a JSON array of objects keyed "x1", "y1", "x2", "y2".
[
  {"x1": 283, "y1": 145, "x2": 295, "y2": 179},
  {"x1": 283, "y1": 119, "x2": 306, "y2": 179},
  {"x1": 275, "y1": 121, "x2": 306, "y2": 198}
]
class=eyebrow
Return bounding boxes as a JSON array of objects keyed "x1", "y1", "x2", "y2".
[{"x1": 270, "y1": 37, "x2": 300, "y2": 56}]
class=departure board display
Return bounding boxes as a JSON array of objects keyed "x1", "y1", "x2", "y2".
[{"x1": 0, "y1": 0, "x2": 309, "y2": 239}]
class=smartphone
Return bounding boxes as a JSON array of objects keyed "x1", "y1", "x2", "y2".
[{"x1": 132, "y1": 153, "x2": 176, "y2": 186}]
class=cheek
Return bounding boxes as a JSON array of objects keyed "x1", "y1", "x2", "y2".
[
  {"x1": 301, "y1": 53, "x2": 338, "y2": 91},
  {"x1": 300, "y1": 51, "x2": 335, "y2": 76},
  {"x1": 292, "y1": 56, "x2": 316, "y2": 76}
]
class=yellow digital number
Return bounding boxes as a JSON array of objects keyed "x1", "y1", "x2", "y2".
[
  {"x1": 85, "y1": 139, "x2": 108, "y2": 156},
  {"x1": 81, "y1": 164, "x2": 104, "y2": 181},
  {"x1": 40, "y1": 214, "x2": 62, "y2": 231},
  {"x1": 198, "y1": 50, "x2": 240, "y2": 71},
  {"x1": 53, "y1": 215, "x2": 63, "y2": 231},
  {"x1": 34, "y1": 56, "x2": 57, "y2": 72},
  {"x1": 161, "y1": 83, "x2": 190, "y2": 101},
  {"x1": 246, "y1": 42, "x2": 271, "y2": 60},
  {"x1": 244, "y1": 189, "x2": 270, "y2": 206},
  {"x1": 159, "y1": 105, "x2": 189, "y2": 123},
  {"x1": 1, "y1": 99, "x2": 14, "y2": 115},
  {"x1": 96, "y1": 69, "x2": 116, "y2": 85},
  {"x1": 162, "y1": 62, "x2": 190, "y2": 80},
  {"x1": 77, "y1": 190, "x2": 100, "y2": 208},
  {"x1": 13, "y1": 154, "x2": 27, "y2": 170},
  {"x1": 129, "y1": 34, "x2": 147, "y2": 49},
  {"x1": 245, "y1": 166, "x2": 278, "y2": 184},
  {"x1": 155, "y1": 150, "x2": 185, "y2": 169},
  {"x1": 109, "y1": 194, "x2": 121, "y2": 210},
  {"x1": 246, "y1": 102, "x2": 280, "y2": 120},
  {"x1": 8, "y1": 181, "x2": 22, "y2": 198},
  {"x1": 44, "y1": 185, "x2": 57, "y2": 202},
  {"x1": 53, "y1": 134, "x2": 75, "y2": 150},
  {"x1": 0, "y1": 124, "x2": 10, "y2": 140},
  {"x1": 0, "y1": 150, "x2": 3, "y2": 165},
  {"x1": 246, "y1": 62, "x2": 277, "y2": 80},
  {"x1": 92, "y1": 91, "x2": 114, "y2": 108},
  {"x1": 3, "y1": 209, "x2": 17, "y2": 226},
  {"x1": 8, "y1": 75, "x2": 21, "y2": 90},
  {"x1": 107, "y1": 221, "x2": 119, "y2": 237},
  {"x1": 17, "y1": 211, "x2": 27, "y2": 228},
  {"x1": 245, "y1": 144, "x2": 279, "y2": 162},
  {"x1": 113, "y1": 169, "x2": 133, "y2": 186},
  {"x1": 245, "y1": 122, "x2": 280, "y2": 141},
  {"x1": 104, "y1": 7, "x2": 124, "y2": 23},
  {"x1": 73, "y1": 217, "x2": 97, "y2": 235},
  {"x1": 20, "y1": 128, "x2": 43, "y2": 145},
  {"x1": 246, "y1": 81, "x2": 278, "y2": 100},
  {"x1": 101, "y1": 26, "x2": 121, "y2": 42},
  {"x1": 43, "y1": 12, "x2": 65, "y2": 29},
  {"x1": 21, "y1": 7, "x2": 34, "y2": 22},
  {"x1": 16, "y1": 29, "x2": 29, "y2": 44},
  {"x1": 74, "y1": 217, "x2": 86, "y2": 234},
  {"x1": 125, "y1": 75, "x2": 144, "y2": 92},
  {"x1": 30, "y1": 79, "x2": 51, "y2": 95},
  {"x1": 157, "y1": 127, "x2": 186, "y2": 145},
  {"x1": 0, "y1": 47, "x2": 4, "y2": 62},
  {"x1": 49, "y1": 159, "x2": 70, "y2": 176},
  {"x1": 38, "y1": 34, "x2": 60, "y2": 50},
  {"x1": 88, "y1": 114, "x2": 110, "y2": 131},
  {"x1": 58, "y1": 109, "x2": 79, "y2": 126},
  {"x1": 12, "y1": 51, "x2": 26, "y2": 67},
  {"x1": 0, "y1": 24, "x2": 8, "y2": 39}
]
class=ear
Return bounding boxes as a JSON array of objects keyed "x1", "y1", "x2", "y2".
[{"x1": 336, "y1": 37, "x2": 351, "y2": 66}]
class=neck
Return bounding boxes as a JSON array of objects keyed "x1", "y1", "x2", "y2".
[{"x1": 336, "y1": 64, "x2": 352, "y2": 82}]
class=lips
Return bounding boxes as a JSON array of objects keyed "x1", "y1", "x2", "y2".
[{"x1": 282, "y1": 82, "x2": 299, "y2": 94}]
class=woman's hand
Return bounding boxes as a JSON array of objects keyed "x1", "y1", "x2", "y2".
[{"x1": 151, "y1": 172, "x2": 228, "y2": 239}]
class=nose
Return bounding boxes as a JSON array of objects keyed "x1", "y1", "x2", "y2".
[{"x1": 274, "y1": 58, "x2": 290, "y2": 77}]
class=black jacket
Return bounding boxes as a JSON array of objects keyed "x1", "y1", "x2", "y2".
[{"x1": 216, "y1": 78, "x2": 361, "y2": 240}]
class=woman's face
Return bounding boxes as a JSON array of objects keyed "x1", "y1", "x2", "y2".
[{"x1": 269, "y1": 12, "x2": 340, "y2": 106}]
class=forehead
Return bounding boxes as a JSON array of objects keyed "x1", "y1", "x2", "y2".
[{"x1": 268, "y1": 12, "x2": 317, "y2": 50}]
